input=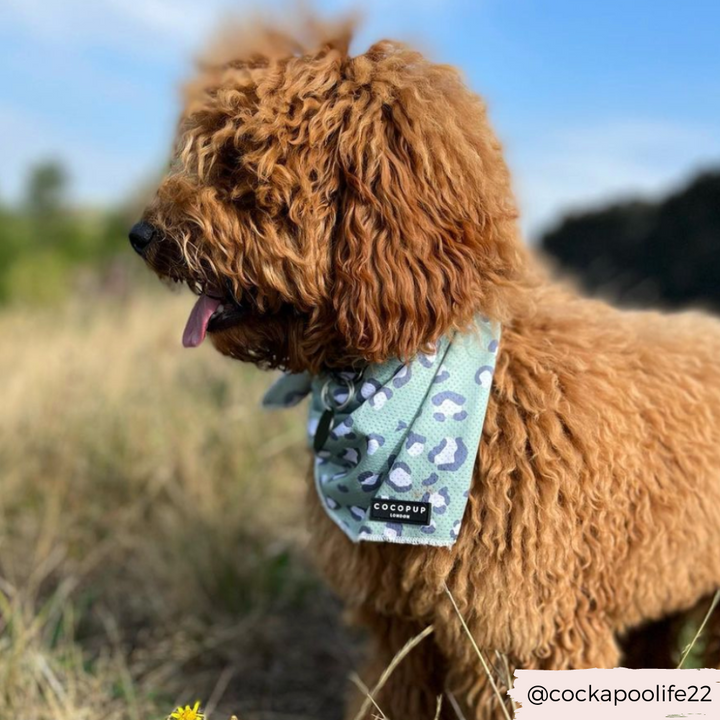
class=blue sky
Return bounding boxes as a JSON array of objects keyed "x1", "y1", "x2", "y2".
[{"x1": 1, "y1": 0, "x2": 719, "y2": 238}]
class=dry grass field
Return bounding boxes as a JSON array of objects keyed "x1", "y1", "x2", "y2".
[
  {"x1": 3, "y1": 287, "x2": 716, "y2": 720},
  {"x1": 0, "y1": 289, "x2": 360, "y2": 720}
]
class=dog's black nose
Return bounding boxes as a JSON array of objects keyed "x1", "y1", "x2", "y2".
[{"x1": 128, "y1": 221, "x2": 157, "y2": 255}]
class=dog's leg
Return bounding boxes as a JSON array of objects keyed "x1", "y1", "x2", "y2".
[
  {"x1": 345, "y1": 610, "x2": 454, "y2": 720},
  {"x1": 541, "y1": 619, "x2": 622, "y2": 670},
  {"x1": 437, "y1": 617, "x2": 621, "y2": 719}
]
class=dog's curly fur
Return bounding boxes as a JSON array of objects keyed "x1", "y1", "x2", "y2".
[{"x1": 137, "y1": 17, "x2": 720, "y2": 719}]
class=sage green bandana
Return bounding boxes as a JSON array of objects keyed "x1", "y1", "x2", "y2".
[{"x1": 263, "y1": 317, "x2": 500, "y2": 547}]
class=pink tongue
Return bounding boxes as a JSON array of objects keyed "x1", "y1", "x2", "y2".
[{"x1": 182, "y1": 295, "x2": 222, "y2": 348}]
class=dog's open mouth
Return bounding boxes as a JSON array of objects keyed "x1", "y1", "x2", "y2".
[{"x1": 182, "y1": 285, "x2": 247, "y2": 348}]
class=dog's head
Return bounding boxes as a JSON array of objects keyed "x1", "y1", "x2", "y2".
[{"x1": 130, "y1": 18, "x2": 525, "y2": 373}]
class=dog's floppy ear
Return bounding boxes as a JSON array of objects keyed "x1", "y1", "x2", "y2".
[{"x1": 332, "y1": 43, "x2": 525, "y2": 364}]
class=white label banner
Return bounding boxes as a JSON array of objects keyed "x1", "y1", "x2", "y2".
[{"x1": 509, "y1": 668, "x2": 720, "y2": 719}]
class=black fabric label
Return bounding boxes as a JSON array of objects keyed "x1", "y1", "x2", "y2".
[{"x1": 369, "y1": 499, "x2": 432, "y2": 526}]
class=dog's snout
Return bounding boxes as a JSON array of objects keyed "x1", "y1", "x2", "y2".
[{"x1": 128, "y1": 221, "x2": 157, "y2": 255}]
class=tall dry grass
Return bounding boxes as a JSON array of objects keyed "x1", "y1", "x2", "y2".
[{"x1": 0, "y1": 290, "x2": 357, "y2": 720}]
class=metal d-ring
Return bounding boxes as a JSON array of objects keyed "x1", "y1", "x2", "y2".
[{"x1": 320, "y1": 376, "x2": 355, "y2": 412}]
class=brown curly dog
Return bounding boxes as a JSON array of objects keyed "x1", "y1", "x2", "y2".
[{"x1": 129, "y1": 17, "x2": 720, "y2": 719}]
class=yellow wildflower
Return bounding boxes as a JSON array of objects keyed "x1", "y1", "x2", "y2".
[{"x1": 168, "y1": 701, "x2": 205, "y2": 720}]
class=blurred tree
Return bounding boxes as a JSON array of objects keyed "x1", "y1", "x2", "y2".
[
  {"x1": 0, "y1": 158, "x2": 145, "y2": 305},
  {"x1": 542, "y1": 171, "x2": 720, "y2": 310},
  {"x1": 25, "y1": 161, "x2": 68, "y2": 219},
  {"x1": 0, "y1": 204, "x2": 16, "y2": 302}
]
